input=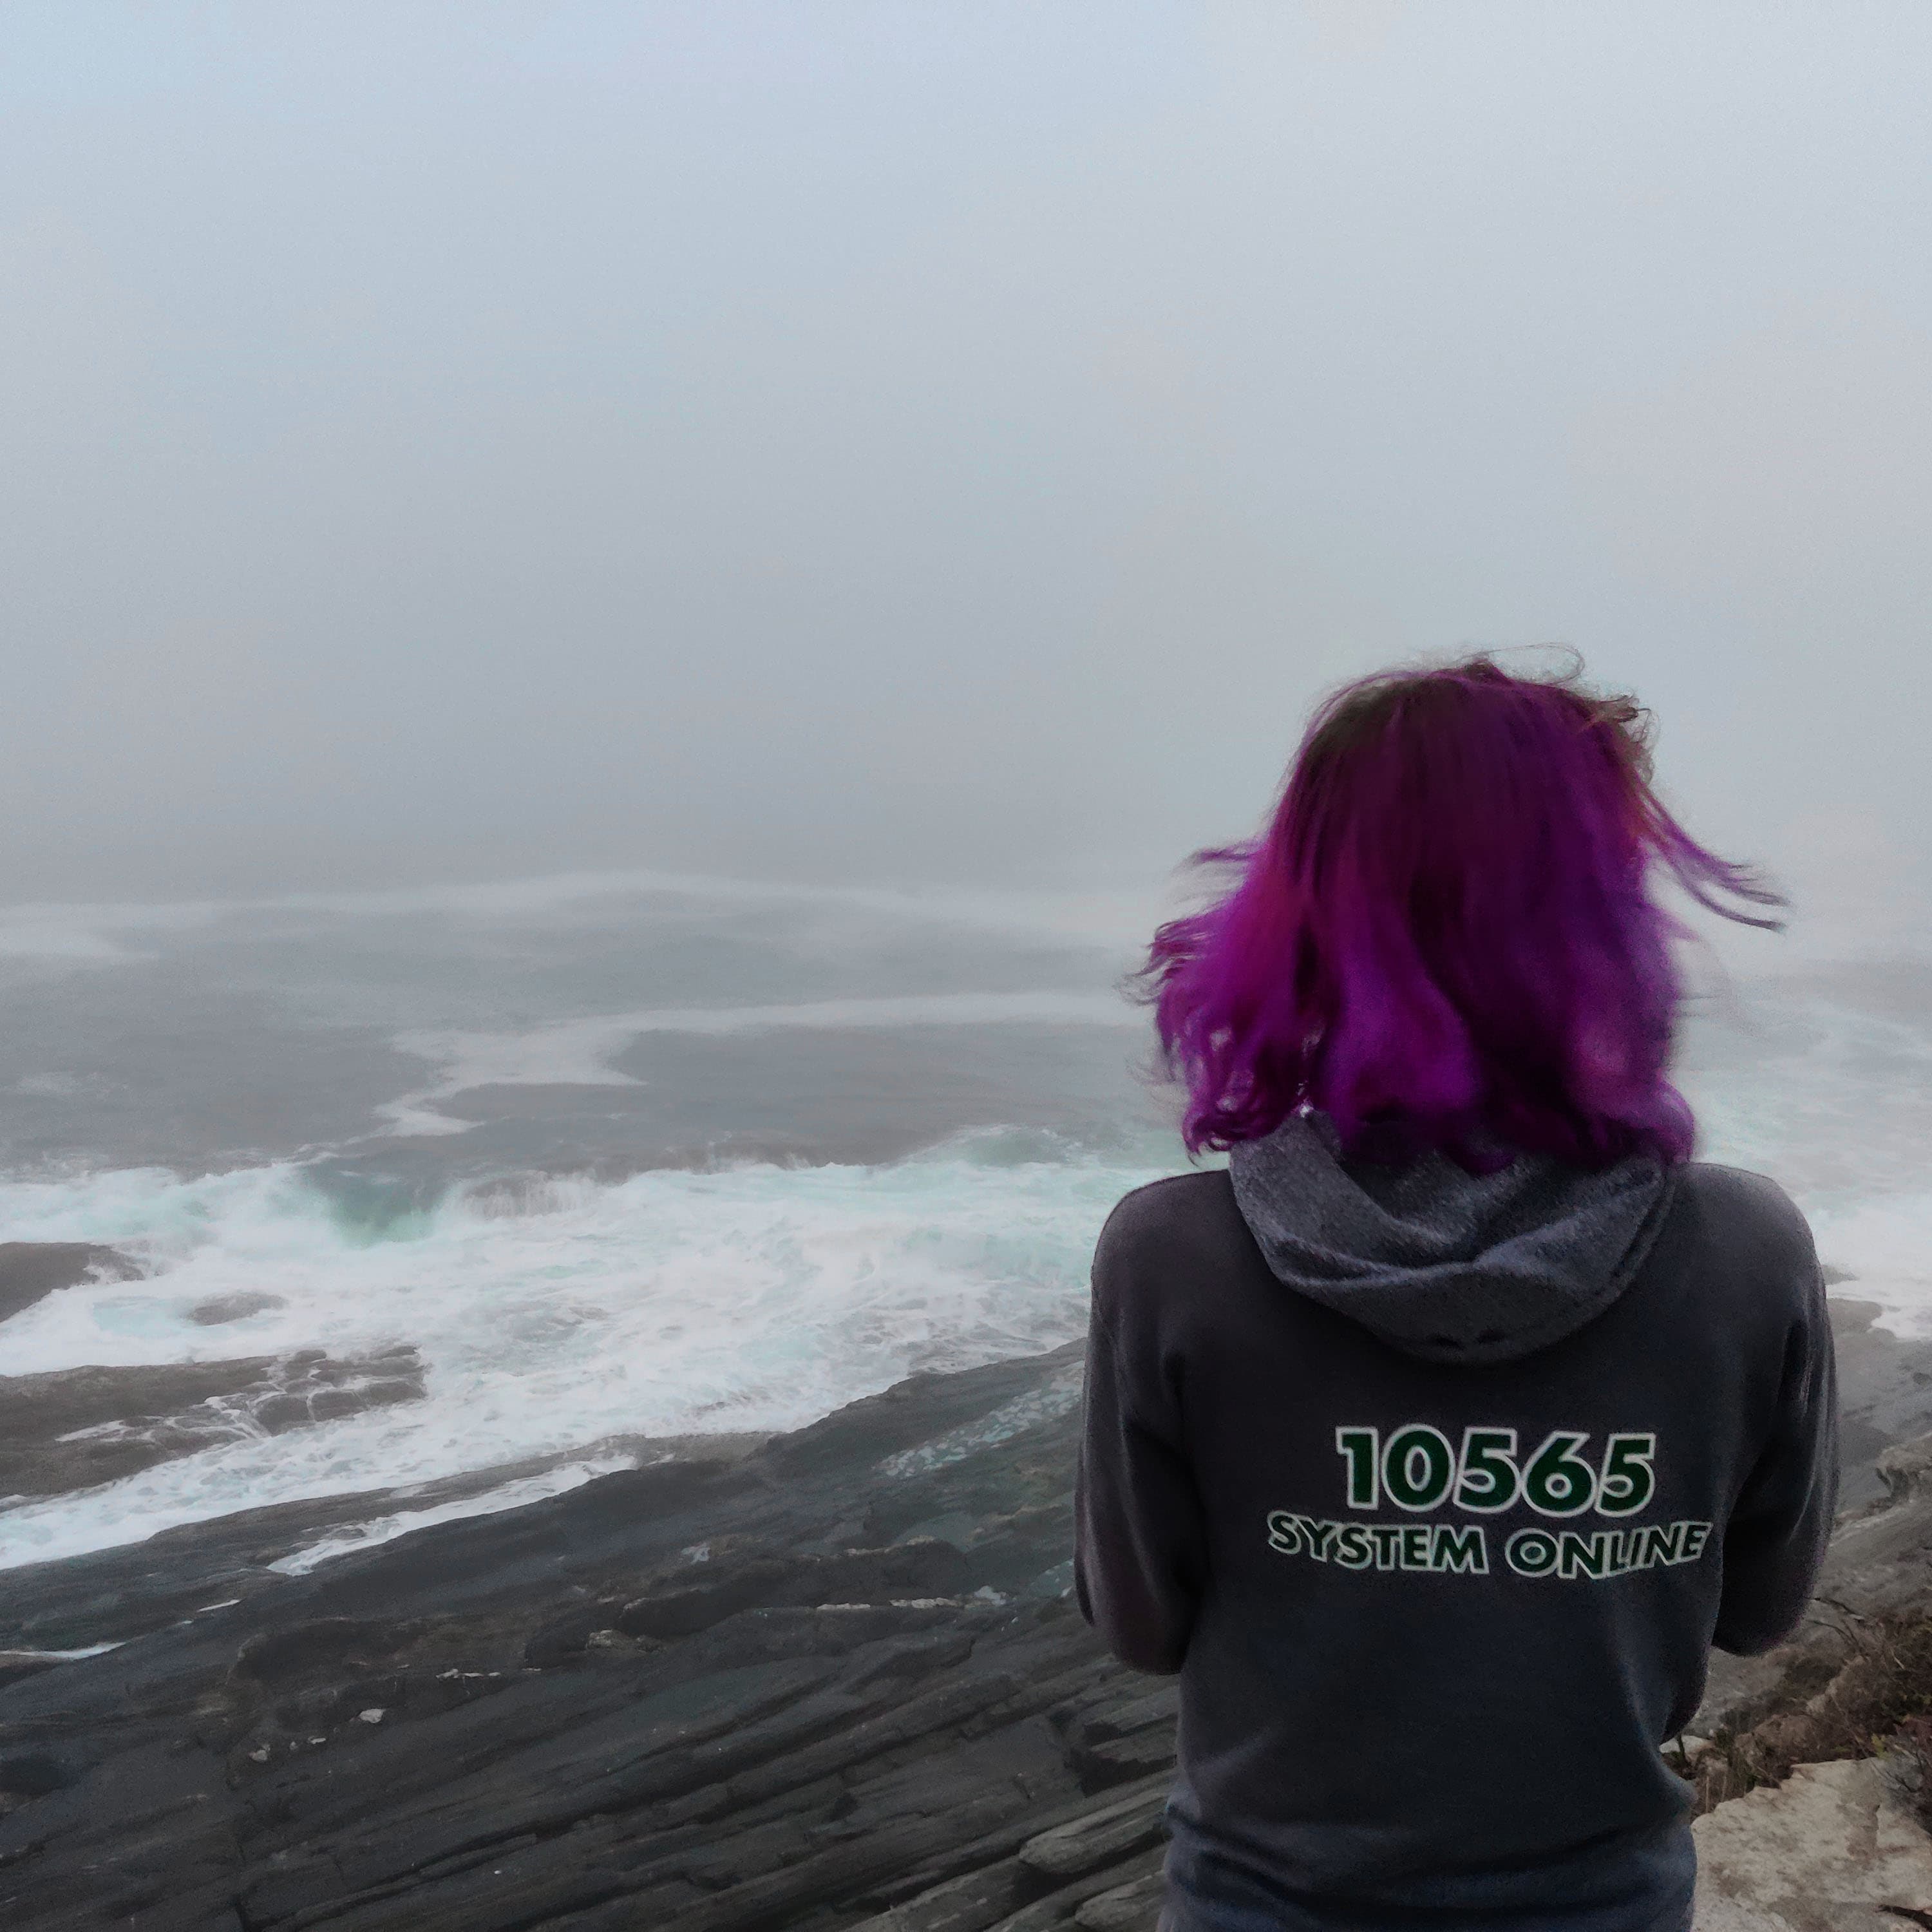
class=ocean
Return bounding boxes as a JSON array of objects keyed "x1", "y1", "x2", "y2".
[{"x1": 0, "y1": 872, "x2": 1926, "y2": 1575}]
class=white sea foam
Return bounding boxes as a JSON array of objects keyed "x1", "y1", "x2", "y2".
[
  {"x1": 0, "y1": 862, "x2": 1918, "y2": 977},
  {"x1": 0, "y1": 1132, "x2": 1167, "y2": 1569},
  {"x1": 0, "y1": 897, "x2": 225, "y2": 965},
  {"x1": 378, "y1": 989, "x2": 1142, "y2": 1132},
  {"x1": 1804, "y1": 1193, "x2": 1932, "y2": 1340},
  {"x1": 0, "y1": 869, "x2": 1160, "y2": 972},
  {"x1": 1671, "y1": 987, "x2": 1932, "y2": 1335},
  {"x1": 1681, "y1": 996, "x2": 1932, "y2": 1210},
  {"x1": 285, "y1": 869, "x2": 1163, "y2": 949},
  {"x1": 267, "y1": 1455, "x2": 644, "y2": 1575},
  {"x1": 3, "y1": 929, "x2": 1927, "y2": 1576}
]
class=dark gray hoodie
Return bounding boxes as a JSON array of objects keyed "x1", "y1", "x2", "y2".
[{"x1": 1074, "y1": 1118, "x2": 1837, "y2": 1932}]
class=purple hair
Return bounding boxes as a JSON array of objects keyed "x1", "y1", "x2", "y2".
[{"x1": 1139, "y1": 656, "x2": 1783, "y2": 1170}]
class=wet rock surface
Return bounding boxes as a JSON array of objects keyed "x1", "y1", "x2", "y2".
[
  {"x1": 0, "y1": 1340, "x2": 1179, "y2": 1931},
  {"x1": 3, "y1": 1302, "x2": 1931, "y2": 1930},
  {"x1": 0, "y1": 1348, "x2": 428, "y2": 1497},
  {"x1": 0, "y1": 1242, "x2": 142, "y2": 1327},
  {"x1": 189, "y1": 1294, "x2": 289, "y2": 1328},
  {"x1": 1828, "y1": 1296, "x2": 1932, "y2": 1510}
]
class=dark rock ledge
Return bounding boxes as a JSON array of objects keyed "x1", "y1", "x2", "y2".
[
  {"x1": 0, "y1": 1242, "x2": 144, "y2": 1327},
  {"x1": 0, "y1": 1350, "x2": 429, "y2": 1499},
  {"x1": 2, "y1": 1300, "x2": 1931, "y2": 1932},
  {"x1": 0, "y1": 1242, "x2": 424, "y2": 1498},
  {"x1": 0, "y1": 1340, "x2": 1176, "y2": 1932}
]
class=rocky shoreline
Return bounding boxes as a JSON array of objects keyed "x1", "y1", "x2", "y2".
[
  {"x1": 3, "y1": 1272, "x2": 1932, "y2": 1930},
  {"x1": 0, "y1": 1245, "x2": 144, "y2": 1328}
]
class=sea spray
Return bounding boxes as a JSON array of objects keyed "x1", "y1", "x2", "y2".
[{"x1": 0, "y1": 1128, "x2": 1170, "y2": 1569}]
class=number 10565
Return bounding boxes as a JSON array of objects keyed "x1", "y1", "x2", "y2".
[{"x1": 1334, "y1": 1425, "x2": 1656, "y2": 1519}]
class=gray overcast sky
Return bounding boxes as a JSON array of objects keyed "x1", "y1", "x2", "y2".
[{"x1": 2, "y1": 2, "x2": 1928, "y2": 927}]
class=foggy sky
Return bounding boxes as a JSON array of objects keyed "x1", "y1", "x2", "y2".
[{"x1": 3, "y1": 2, "x2": 1928, "y2": 931}]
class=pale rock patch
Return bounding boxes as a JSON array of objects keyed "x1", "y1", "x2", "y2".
[{"x1": 1692, "y1": 1753, "x2": 1932, "y2": 1931}]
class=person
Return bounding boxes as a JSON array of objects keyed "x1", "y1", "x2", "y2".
[{"x1": 1074, "y1": 656, "x2": 1838, "y2": 1932}]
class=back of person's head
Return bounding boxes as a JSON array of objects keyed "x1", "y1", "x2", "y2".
[{"x1": 1141, "y1": 653, "x2": 1783, "y2": 1171}]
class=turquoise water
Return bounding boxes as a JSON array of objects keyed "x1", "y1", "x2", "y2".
[{"x1": 0, "y1": 872, "x2": 1922, "y2": 1569}]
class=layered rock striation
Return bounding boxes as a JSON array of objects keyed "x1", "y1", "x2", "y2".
[
  {"x1": 0, "y1": 1244, "x2": 144, "y2": 1329},
  {"x1": 0, "y1": 1349, "x2": 428, "y2": 1499},
  {"x1": 2, "y1": 1298, "x2": 1931, "y2": 1931},
  {"x1": 0, "y1": 1343, "x2": 1176, "y2": 1931}
]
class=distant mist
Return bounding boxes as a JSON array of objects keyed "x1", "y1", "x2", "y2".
[{"x1": 3, "y1": 2, "x2": 1927, "y2": 941}]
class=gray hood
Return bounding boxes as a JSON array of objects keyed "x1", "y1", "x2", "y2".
[{"x1": 1227, "y1": 1113, "x2": 1676, "y2": 1365}]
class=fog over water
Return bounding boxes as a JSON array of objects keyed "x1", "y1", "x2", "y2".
[
  {"x1": 1, "y1": 3, "x2": 1929, "y2": 916},
  {"x1": 1, "y1": 875, "x2": 1927, "y2": 1573},
  {"x1": 0, "y1": 8, "x2": 1927, "y2": 1571}
]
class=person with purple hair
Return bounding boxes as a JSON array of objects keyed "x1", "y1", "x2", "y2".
[{"x1": 1075, "y1": 656, "x2": 1837, "y2": 1931}]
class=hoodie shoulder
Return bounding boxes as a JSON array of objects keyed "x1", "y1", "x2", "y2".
[
  {"x1": 1093, "y1": 1171, "x2": 1249, "y2": 1321},
  {"x1": 1672, "y1": 1162, "x2": 1817, "y2": 1262},
  {"x1": 1099, "y1": 1170, "x2": 1242, "y2": 1260},
  {"x1": 1663, "y1": 1162, "x2": 1823, "y2": 1316}
]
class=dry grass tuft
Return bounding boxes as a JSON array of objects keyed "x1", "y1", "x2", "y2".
[{"x1": 1693, "y1": 1609, "x2": 1932, "y2": 1817}]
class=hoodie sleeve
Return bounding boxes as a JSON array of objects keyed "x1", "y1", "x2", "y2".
[
  {"x1": 1712, "y1": 1255, "x2": 1839, "y2": 1657},
  {"x1": 1074, "y1": 1197, "x2": 1208, "y2": 1675}
]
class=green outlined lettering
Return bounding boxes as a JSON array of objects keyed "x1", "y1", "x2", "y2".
[
  {"x1": 1598, "y1": 1434, "x2": 1658, "y2": 1515},
  {"x1": 1455, "y1": 1427, "x2": 1521, "y2": 1512},
  {"x1": 1495, "y1": 1520, "x2": 1712, "y2": 1581},
  {"x1": 1636, "y1": 1522, "x2": 1684, "y2": 1566},
  {"x1": 1522, "y1": 1432, "x2": 1598, "y2": 1517},
  {"x1": 1336, "y1": 1428, "x2": 1380, "y2": 1510},
  {"x1": 1506, "y1": 1528, "x2": 1559, "y2": 1576},
  {"x1": 1331, "y1": 1421, "x2": 1668, "y2": 1520},
  {"x1": 1383, "y1": 1425, "x2": 1456, "y2": 1511},
  {"x1": 1557, "y1": 1531, "x2": 1612, "y2": 1579},
  {"x1": 1334, "y1": 1523, "x2": 1373, "y2": 1569},
  {"x1": 1280, "y1": 1420, "x2": 1709, "y2": 1584},
  {"x1": 1261, "y1": 1510, "x2": 1730, "y2": 1580},
  {"x1": 1259, "y1": 1513, "x2": 1496, "y2": 1573}
]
